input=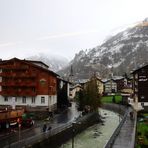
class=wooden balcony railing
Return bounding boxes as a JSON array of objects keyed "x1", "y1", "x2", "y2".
[
  {"x1": 0, "y1": 89, "x2": 37, "y2": 96},
  {"x1": 0, "y1": 81, "x2": 36, "y2": 87},
  {"x1": 0, "y1": 72, "x2": 36, "y2": 78},
  {"x1": 0, "y1": 65, "x2": 29, "y2": 70}
]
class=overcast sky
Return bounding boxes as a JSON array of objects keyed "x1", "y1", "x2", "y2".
[{"x1": 0, "y1": 0, "x2": 148, "y2": 60}]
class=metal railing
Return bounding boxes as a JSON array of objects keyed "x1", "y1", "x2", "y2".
[
  {"x1": 4, "y1": 122, "x2": 72, "y2": 148},
  {"x1": 103, "y1": 110, "x2": 128, "y2": 148},
  {"x1": 3, "y1": 112, "x2": 98, "y2": 148}
]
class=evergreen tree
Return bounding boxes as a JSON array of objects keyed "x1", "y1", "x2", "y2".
[
  {"x1": 76, "y1": 75, "x2": 102, "y2": 112},
  {"x1": 75, "y1": 90, "x2": 85, "y2": 111}
]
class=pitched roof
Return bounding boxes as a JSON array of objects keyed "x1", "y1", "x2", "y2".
[
  {"x1": 132, "y1": 64, "x2": 148, "y2": 74},
  {"x1": 0, "y1": 57, "x2": 59, "y2": 77},
  {"x1": 25, "y1": 59, "x2": 49, "y2": 68}
]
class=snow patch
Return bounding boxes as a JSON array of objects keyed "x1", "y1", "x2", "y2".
[{"x1": 113, "y1": 58, "x2": 125, "y2": 68}]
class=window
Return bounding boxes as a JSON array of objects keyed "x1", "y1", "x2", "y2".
[
  {"x1": 22, "y1": 96, "x2": 26, "y2": 103},
  {"x1": 41, "y1": 97, "x2": 45, "y2": 104},
  {"x1": 32, "y1": 97, "x2": 35, "y2": 104},
  {"x1": 4, "y1": 97, "x2": 8, "y2": 102}
]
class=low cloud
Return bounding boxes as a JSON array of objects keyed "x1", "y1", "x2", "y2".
[
  {"x1": 37, "y1": 30, "x2": 100, "y2": 41},
  {"x1": 0, "y1": 41, "x2": 23, "y2": 47}
]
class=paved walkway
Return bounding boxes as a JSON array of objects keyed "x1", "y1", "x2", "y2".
[{"x1": 112, "y1": 108, "x2": 136, "y2": 148}]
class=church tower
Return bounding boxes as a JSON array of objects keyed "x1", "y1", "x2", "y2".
[{"x1": 69, "y1": 65, "x2": 74, "y2": 83}]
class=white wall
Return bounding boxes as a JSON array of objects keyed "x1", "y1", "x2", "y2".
[
  {"x1": 0, "y1": 95, "x2": 57, "y2": 108},
  {"x1": 48, "y1": 95, "x2": 57, "y2": 106}
]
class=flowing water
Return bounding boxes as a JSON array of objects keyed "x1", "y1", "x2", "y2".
[{"x1": 60, "y1": 109, "x2": 120, "y2": 148}]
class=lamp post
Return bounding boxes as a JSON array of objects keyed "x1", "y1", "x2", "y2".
[
  {"x1": 6, "y1": 122, "x2": 10, "y2": 148},
  {"x1": 118, "y1": 102, "x2": 121, "y2": 123},
  {"x1": 71, "y1": 122, "x2": 81, "y2": 148},
  {"x1": 72, "y1": 124, "x2": 75, "y2": 148},
  {"x1": 18, "y1": 123, "x2": 21, "y2": 141},
  {"x1": 17, "y1": 118, "x2": 21, "y2": 147}
]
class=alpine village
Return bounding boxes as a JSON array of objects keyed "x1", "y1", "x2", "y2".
[{"x1": 1, "y1": 20, "x2": 148, "y2": 148}]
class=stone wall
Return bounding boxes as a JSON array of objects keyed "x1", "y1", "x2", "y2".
[{"x1": 101, "y1": 103, "x2": 127, "y2": 116}]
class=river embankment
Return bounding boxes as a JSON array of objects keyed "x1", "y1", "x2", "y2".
[
  {"x1": 8, "y1": 103, "x2": 127, "y2": 148},
  {"x1": 60, "y1": 104, "x2": 128, "y2": 148},
  {"x1": 31, "y1": 112, "x2": 101, "y2": 148},
  {"x1": 102, "y1": 103, "x2": 127, "y2": 116},
  {"x1": 60, "y1": 108, "x2": 120, "y2": 148},
  {"x1": 29, "y1": 104, "x2": 127, "y2": 148}
]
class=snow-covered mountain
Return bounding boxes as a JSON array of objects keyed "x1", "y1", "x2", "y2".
[
  {"x1": 27, "y1": 53, "x2": 69, "y2": 72},
  {"x1": 58, "y1": 18, "x2": 148, "y2": 80}
]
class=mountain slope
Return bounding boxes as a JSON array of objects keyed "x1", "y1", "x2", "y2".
[{"x1": 58, "y1": 18, "x2": 148, "y2": 80}]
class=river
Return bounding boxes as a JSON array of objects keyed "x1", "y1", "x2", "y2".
[{"x1": 60, "y1": 109, "x2": 120, "y2": 148}]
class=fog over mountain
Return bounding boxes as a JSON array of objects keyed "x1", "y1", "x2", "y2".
[
  {"x1": 58, "y1": 18, "x2": 148, "y2": 80},
  {"x1": 27, "y1": 53, "x2": 69, "y2": 72}
]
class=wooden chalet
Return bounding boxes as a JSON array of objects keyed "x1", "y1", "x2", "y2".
[
  {"x1": 132, "y1": 64, "x2": 148, "y2": 111},
  {"x1": 103, "y1": 79, "x2": 117, "y2": 94},
  {"x1": 0, "y1": 58, "x2": 58, "y2": 112}
]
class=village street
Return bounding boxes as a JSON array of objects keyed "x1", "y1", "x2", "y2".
[{"x1": 0, "y1": 102, "x2": 81, "y2": 148}]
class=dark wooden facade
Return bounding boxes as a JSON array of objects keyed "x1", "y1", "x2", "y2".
[
  {"x1": 132, "y1": 65, "x2": 148, "y2": 102},
  {"x1": 57, "y1": 78, "x2": 71, "y2": 110},
  {"x1": 114, "y1": 78, "x2": 124, "y2": 92}
]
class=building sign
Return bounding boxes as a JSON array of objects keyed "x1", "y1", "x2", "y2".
[
  {"x1": 138, "y1": 75, "x2": 148, "y2": 102},
  {"x1": 139, "y1": 76, "x2": 148, "y2": 82}
]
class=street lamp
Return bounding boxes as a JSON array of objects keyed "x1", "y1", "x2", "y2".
[
  {"x1": 118, "y1": 102, "x2": 121, "y2": 123},
  {"x1": 6, "y1": 122, "x2": 10, "y2": 148},
  {"x1": 71, "y1": 121, "x2": 81, "y2": 148},
  {"x1": 17, "y1": 118, "x2": 21, "y2": 147},
  {"x1": 72, "y1": 123, "x2": 75, "y2": 148}
]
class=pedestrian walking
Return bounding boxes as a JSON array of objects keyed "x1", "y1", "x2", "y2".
[
  {"x1": 129, "y1": 111, "x2": 134, "y2": 120},
  {"x1": 48, "y1": 126, "x2": 52, "y2": 131},
  {"x1": 43, "y1": 123, "x2": 47, "y2": 132}
]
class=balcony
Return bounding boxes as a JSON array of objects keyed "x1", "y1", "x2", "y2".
[
  {"x1": 0, "y1": 72, "x2": 36, "y2": 78},
  {"x1": 0, "y1": 72, "x2": 12, "y2": 77},
  {"x1": 14, "y1": 81, "x2": 36, "y2": 87},
  {"x1": 0, "y1": 82, "x2": 15, "y2": 86},
  {"x1": 22, "y1": 82, "x2": 36, "y2": 86},
  {"x1": 0, "y1": 81, "x2": 36, "y2": 87},
  {"x1": 0, "y1": 89, "x2": 37, "y2": 96},
  {"x1": 17, "y1": 90, "x2": 37, "y2": 96},
  {"x1": 0, "y1": 65, "x2": 29, "y2": 70},
  {"x1": 13, "y1": 73, "x2": 36, "y2": 78},
  {"x1": 0, "y1": 90, "x2": 18, "y2": 96}
]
